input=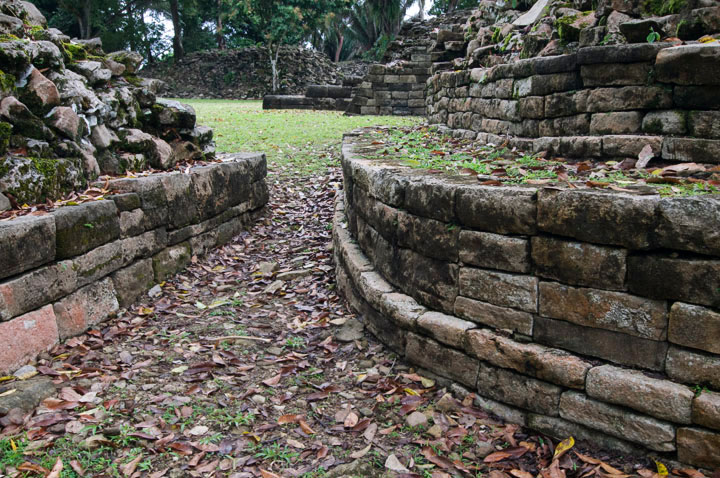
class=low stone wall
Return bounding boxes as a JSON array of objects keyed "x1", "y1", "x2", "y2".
[
  {"x1": 263, "y1": 84, "x2": 353, "y2": 111},
  {"x1": 0, "y1": 154, "x2": 268, "y2": 374},
  {"x1": 427, "y1": 43, "x2": 720, "y2": 163},
  {"x1": 333, "y1": 131, "x2": 720, "y2": 468}
]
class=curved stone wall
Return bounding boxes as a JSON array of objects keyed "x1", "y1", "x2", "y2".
[
  {"x1": 0, "y1": 154, "x2": 268, "y2": 374},
  {"x1": 426, "y1": 43, "x2": 720, "y2": 163},
  {"x1": 333, "y1": 132, "x2": 720, "y2": 468}
]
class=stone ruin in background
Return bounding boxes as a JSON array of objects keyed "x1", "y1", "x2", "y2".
[{"x1": 0, "y1": 0, "x2": 216, "y2": 210}]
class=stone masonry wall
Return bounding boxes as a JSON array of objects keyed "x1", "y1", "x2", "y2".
[
  {"x1": 0, "y1": 154, "x2": 268, "y2": 374},
  {"x1": 427, "y1": 43, "x2": 720, "y2": 163},
  {"x1": 333, "y1": 131, "x2": 720, "y2": 469}
]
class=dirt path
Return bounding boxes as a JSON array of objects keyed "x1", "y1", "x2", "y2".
[{"x1": 0, "y1": 162, "x2": 687, "y2": 478}]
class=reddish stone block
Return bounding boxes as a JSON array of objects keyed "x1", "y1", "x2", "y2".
[{"x1": 0, "y1": 305, "x2": 59, "y2": 374}]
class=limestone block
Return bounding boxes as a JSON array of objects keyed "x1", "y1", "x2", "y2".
[
  {"x1": 403, "y1": 173, "x2": 456, "y2": 222},
  {"x1": 376, "y1": 292, "x2": 427, "y2": 330},
  {"x1": 577, "y1": 43, "x2": 669, "y2": 64},
  {"x1": 580, "y1": 62, "x2": 652, "y2": 86},
  {"x1": 466, "y1": 329, "x2": 590, "y2": 389},
  {"x1": 455, "y1": 185, "x2": 537, "y2": 234},
  {"x1": 677, "y1": 428, "x2": 720, "y2": 468},
  {"x1": 405, "y1": 332, "x2": 479, "y2": 388},
  {"x1": 459, "y1": 267, "x2": 538, "y2": 313},
  {"x1": 673, "y1": 86, "x2": 720, "y2": 109},
  {"x1": 590, "y1": 111, "x2": 642, "y2": 135},
  {"x1": 397, "y1": 210, "x2": 458, "y2": 262},
  {"x1": 72, "y1": 240, "x2": 125, "y2": 287},
  {"x1": 662, "y1": 137, "x2": 720, "y2": 164},
  {"x1": 534, "y1": 316, "x2": 668, "y2": 371},
  {"x1": 560, "y1": 391, "x2": 675, "y2": 451},
  {"x1": 54, "y1": 201, "x2": 121, "y2": 259},
  {"x1": 152, "y1": 242, "x2": 191, "y2": 282},
  {"x1": 454, "y1": 296, "x2": 534, "y2": 335},
  {"x1": 669, "y1": 302, "x2": 720, "y2": 354},
  {"x1": 0, "y1": 305, "x2": 58, "y2": 374},
  {"x1": 544, "y1": 90, "x2": 589, "y2": 117},
  {"x1": 0, "y1": 260, "x2": 75, "y2": 321},
  {"x1": 111, "y1": 259, "x2": 155, "y2": 308},
  {"x1": 527, "y1": 414, "x2": 640, "y2": 454},
  {"x1": 585, "y1": 86, "x2": 672, "y2": 112},
  {"x1": 53, "y1": 278, "x2": 119, "y2": 339},
  {"x1": 687, "y1": 111, "x2": 720, "y2": 139},
  {"x1": 476, "y1": 362, "x2": 561, "y2": 416},
  {"x1": 628, "y1": 255, "x2": 720, "y2": 308},
  {"x1": 416, "y1": 311, "x2": 474, "y2": 348},
  {"x1": 666, "y1": 346, "x2": 720, "y2": 391},
  {"x1": 642, "y1": 110, "x2": 687, "y2": 135},
  {"x1": 459, "y1": 231, "x2": 530, "y2": 273},
  {"x1": 656, "y1": 44, "x2": 720, "y2": 86},
  {"x1": 586, "y1": 365, "x2": 693, "y2": 423},
  {"x1": 531, "y1": 237, "x2": 627, "y2": 290},
  {"x1": 0, "y1": 215, "x2": 55, "y2": 280}
]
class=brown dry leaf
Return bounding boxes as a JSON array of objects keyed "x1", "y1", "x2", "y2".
[
  {"x1": 121, "y1": 455, "x2": 143, "y2": 477},
  {"x1": 260, "y1": 469, "x2": 281, "y2": 478},
  {"x1": 299, "y1": 419, "x2": 315, "y2": 435},
  {"x1": 511, "y1": 470, "x2": 535, "y2": 478},
  {"x1": 278, "y1": 414, "x2": 302, "y2": 424},
  {"x1": 287, "y1": 438, "x2": 305, "y2": 449},
  {"x1": 600, "y1": 462, "x2": 626, "y2": 475},
  {"x1": 263, "y1": 373, "x2": 282, "y2": 387},
  {"x1": 349, "y1": 444, "x2": 372, "y2": 459},
  {"x1": 575, "y1": 452, "x2": 602, "y2": 465},
  {"x1": 636, "y1": 144, "x2": 655, "y2": 169},
  {"x1": 69, "y1": 460, "x2": 85, "y2": 476},
  {"x1": 343, "y1": 411, "x2": 359, "y2": 428},
  {"x1": 484, "y1": 450, "x2": 513, "y2": 463},
  {"x1": 47, "y1": 459, "x2": 64, "y2": 478}
]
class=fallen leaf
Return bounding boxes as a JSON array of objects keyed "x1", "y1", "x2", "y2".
[
  {"x1": 350, "y1": 444, "x2": 372, "y2": 459},
  {"x1": 47, "y1": 459, "x2": 63, "y2": 478},
  {"x1": 385, "y1": 453, "x2": 410, "y2": 473}
]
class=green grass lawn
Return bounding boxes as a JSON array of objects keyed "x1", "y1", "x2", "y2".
[{"x1": 177, "y1": 99, "x2": 422, "y2": 175}]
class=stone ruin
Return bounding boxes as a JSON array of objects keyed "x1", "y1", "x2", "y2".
[{"x1": 0, "y1": 0, "x2": 216, "y2": 209}]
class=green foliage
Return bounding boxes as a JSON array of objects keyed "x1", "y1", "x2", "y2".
[
  {"x1": 642, "y1": 0, "x2": 686, "y2": 15},
  {"x1": 223, "y1": 70, "x2": 236, "y2": 85},
  {"x1": 362, "y1": 33, "x2": 393, "y2": 61},
  {"x1": 0, "y1": 121, "x2": 11, "y2": 155},
  {"x1": 429, "y1": 0, "x2": 481, "y2": 16},
  {"x1": 646, "y1": 27, "x2": 661, "y2": 43}
]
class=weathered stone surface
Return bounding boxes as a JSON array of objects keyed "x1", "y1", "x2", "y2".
[
  {"x1": 534, "y1": 316, "x2": 668, "y2": 371},
  {"x1": 669, "y1": 302, "x2": 720, "y2": 355},
  {"x1": 688, "y1": 111, "x2": 720, "y2": 139},
  {"x1": 90, "y1": 124, "x2": 119, "y2": 150},
  {"x1": 537, "y1": 189, "x2": 657, "y2": 249},
  {"x1": 459, "y1": 268, "x2": 538, "y2": 313},
  {"x1": 656, "y1": 44, "x2": 720, "y2": 86},
  {"x1": 587, "y1": 365, "x2": 693, "y2": 423},
  {"x1": 455, "y1": 185, "x2": 537, "y2": 234},
  {"x1": 577, "y1": 44, "x2": 669, "y2": 64},
  {"x1": 396, "y1": 248, "x2": 458, "y2": 312},
  {"x1": 397, "y1": 210, "x2": 458, "y2": 261},
  {"x1": 0, "y1": 215, "x2": 55, "y2": 281},
  {"x1": 539, "y1": 282, "x2": 667, "y2": 340},
  {"x1": 585, "y1": 86, "x2": 672, "y2": 112},
  {"x1": 589, "y1": 112, "x2": 642, "y2": 135},
  {"x1": 111, "y1": 259, "x2": 155, "y2": 308},
  {"x1": 53, "y1": 278, "x2": 119, "y2": 339},
  {"x1": 152, "y1": 242, "x2": 191, "y2": 282},
  {"x1": 405, "y1": 333, "x2": 479, "y2": 388},
  {"x1": 531, "y1": 236, "x2": 627, "y2": 290},
  {"x1": 642, "y1": 110, "x2": 687, "y2": 135},
  {"x1": 157, "y1": 172, "x2": 199, "y2": 229},
  {"x1": 376, "y1": 292, "x2": 426, "y2": 330},
  {"x1": 677, "y1": 428, "x2": 720, "y2": 469},
  {"x1": 121, "y1": 229, "x2": 167, "y2": 264},
  {"x1": 466, "y1": 329, "x2": 590, "y2": 389},
  {"x1": 54, "y1": 201, "x2": 121, "y2": 259},
  {"x1": 148, "y1": 137, "x2": 176, "y2": 170},
  {"x1": 693, "y1": 391, "x2": 720, "y2": 431},
  {"x1": 0, "y1": 193, "x2": 9, "y2": 212},
  {"x1": 666, "y1": 346, "x2": 720, "y2": 391},
  {"x1": 355, "y1": 271, "x2": 393, "y2": 309},
  {"x1": 0, "y1": 377, "x2": 55, "y2": 415},
  {"x1": 0, "y1": 260, "x2": 76, "y2": 321},
  {"x1": 527, "y1": 414, "x2": 641, "y2": 454},
  {"x1": 0, "y1": 305, "x2": 59, "y2": 374},
  {"x1": 71, "y1": 240, "x2": 125, "y2": 286},
  {"x1": 662, "y1": 137, "x2": 720, "y2": 164},
  {"x1": 581, "y1": 62, "x2": 652, "y2": 87},
  {"x1": 674, "y1": 85, "x2": 720, "y2": 109},
  {"x1": 47, "y1": 106, "x2": 84, "y2": 140},
  {"x1": 628, "y1": 255, "x2": 720, "y2": 308},
  {"x1": 416, "y1": 311, "x2": 474, "y2": 348},
  {"x1": 512, "y1": 73, "x2": 580, "y2": 98},
  {"x1": 603, "y1": 134, "x2": 663, "y2": 158},
  {"x1": 459, "y1": 231, "x2": 530, "y2": 273},
  {"x1": 22, "y1": 68, "x2": 60, "y2": 113},
  {"x1": 403, "y1": 174, "x2": 456, "y2": 222},
  {"x1": 454, "y1": 296, "x2": 534, "y2": 335},
  {"x1": 476, "y1": 362, "x2": 561, "y2": 415},
  {"x1": 559, "y1": 391, "x2": 675, "y2": 452}
]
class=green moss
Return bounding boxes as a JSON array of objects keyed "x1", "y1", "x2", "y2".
[
  {"x1": 0, "y1": 122, "x2": 11, "y2": 155},
  {"x1": 555, "y1": 14, "x2": 578, "y2": 42},
  {"x1": 0, "y1": 70, "x2": 14, "y2": 93},
  {"x1": 642, "y1": 0, "x2": 685, "y2": 15},
  {"x1": 0, "y1": 33, "x2": 21, "y2": 42},
  {"x1": 62, "y1": 42, "x2": 87, "y2": 62},
  {"x1": 124, "y1": 74, "x2": 143, "y2": 87}
]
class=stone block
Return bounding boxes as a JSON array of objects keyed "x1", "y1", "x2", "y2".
[
  {"x1": 158, "y1": 172, "x2": 200, "y2": 229},
  {"x1": 459, "y1": 231, "x2": 530, "y2": 273},
  {"x1": 398, "y1": 248, "x2": 458, "y2": 312},
  {"x1": 152, "y1": 242, "x2": 191, "y2": 282},
  {"x1": 0, "y1": 305, "x2": 59, "y2": 374},
  {"x1": 662, "y1": 137, "x2": 720, "y2": 164},
  {"x1": 586, "y1": 86, "x2": 672, "y2": 112},
  {"x1": 476, "y1": 362, "x2": 561, "y2": 415},
  {"x1": 656, "y1": 44, "x2": 720, "y2": 86},
  {"x1": 473, "y1": 393, "x2": 527, "y2": 426},
  {"x1": 539, "y1": 282, "x2": 667, "y2": 340},
  {"x1": 0, "y1": 215, "x2": 55, "y2": 280},
  {"x1": 673, "y1": 85, "x2": 720, "y2": 109},
  {"x1": 628, "y1": 254, "x2": 720, "y2": 308},
  {"x1": 53, "y1": 278, "x2": 119, "y2": 339},
  {"x1": 642, "y1": 110, "x2": 687, "y2": 135},
  {"x1": 560, "y1": 391, "x2": 675, "y2": 451},
  {"x1": 544, "y1": 91, "x2": 589, "y2": 117},
  {"x1": 121, "y1": 229, "x2": 167, "y2": 264},
  {"x1": 376, "y1": 292, "x2": 427, "y2": 330},
  {"x1": 669, "y1": 302, "x2": 720, "y2": 355},
  {"x1": 666, "y1": 346, "x2": 720, "y2": 391},
  {"x1": 538, "y1": 114, "x2": 590, "y2": 136},
  {"x1": 397, "y1": 210, "x2": 458, "y2": 262},
  {"x1": 687, "y1": 111, "x2": 720, "y2": 139},
  {"x1": 417, "y1": 311, "x2": 475, "y2": 348},
  {"x1": 590, "y1": 112, "x2": 642, "y2": 135},
  {"x1": 577, "y1": 43, "x2": 670, "y2": 64},
  {"x1": 537, "y1": 188, "x2": 657, "y2": 249},
  {"x1": 405, "y1": 332, "x2": 479, "y2": 388},
  {"x1": 356, "y1": 293, "x2": 406, "y2": 354},
  {"x1": 693, "y1": 391, "x2": 720, "y2": 431},
  {"x1": 0, "y1": 260, "x2": 76, "y2": 321},
  {"x1": 459, "y1": 267, "x2": 538, "y2": 313},
  {"x1": 518, "y1": 96, "x2": 544, "y2": 119},
  {"x1": 454, "y1": 297, "x2": 533, "y2": 335},
  {"x1": 603, "y1": 134, "x2": 663, "y2": 158},
  {"x1": 104, "y1": 176, "x2": 169, "y2": 230},
  {"x1": 71, "y1": 240, "x2": 125, "y2": 287},
  {"x1": 677, "y1": 428, "x2": 720, "y2": 468},
  {"x1": 466, "y1": 329, "x2": 590, "y2": 389},
  {"x1": 455, "y1": 185, "x2": 537, "y2": 234},
  {"x1": 119, "y1": 209, "x2": 144, "y2": 238},
  {"x1": 534, "y1": 316, "x2": 668, "y2": 371},
  {"x1": 355, "y1": 271, "x2": 393, "y2": 310},
  {"x1": 403, "y1": 174, "x2": 456, "y2": 222},
  {"x1": 111, "y1": 259, "x2": 155, "y2": 308},
  {"x1": 580, "y1": 62, "x2": 652, "y2": 86},
  {"x1": 191, "y1": 165, "x2": 231, "y2": 220},
  {"x1": 527, "y1": 414, "x2": 640, "y2": 454},
  {"x1": 512, "y1": 73, "x2": 580, "y2": 98},
  {"x1": 531, "y1": 237, "x2": 627, "y2": 290},
  {"x1": 586, "y1": 364, "x2": 693, "y2": 423}
]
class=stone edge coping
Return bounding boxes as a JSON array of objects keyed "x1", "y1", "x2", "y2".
[
  {"x1": 331, "y1": 190, "x2": 720, "y2": 469},
  {"x1": 340, "y1": 129, "x2": 720, "y2": 258}
]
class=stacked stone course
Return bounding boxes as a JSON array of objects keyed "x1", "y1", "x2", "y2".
[
  {"x1": 0, "y1": 154, "x2": 268, "y2": 374},
  {"x1": 333, "y1": 132, "x2": 720, "y2": 468},
  {"x1": 427, "y1": 42, "x2": 720, "y2": 164}
]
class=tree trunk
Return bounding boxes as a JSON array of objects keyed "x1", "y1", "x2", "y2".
[
  {"x1": 334, "y1": 32, "x2": 344, "y2": 63},
  {"x1": 80, "y1": 0, "x2": 92, "y2": 38},
  {"x1": 170, "y1": 0, "x2": 184, "y2": 60},
  {"x1": 448, "y1": 0, "x2": 459, "y2": 12},
  {"x1": 269, "y1": 45, "x2": 280, "y2": 92},
  {"x1": 216, "y1": 0, "x2": 225, "y2": 49}
]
